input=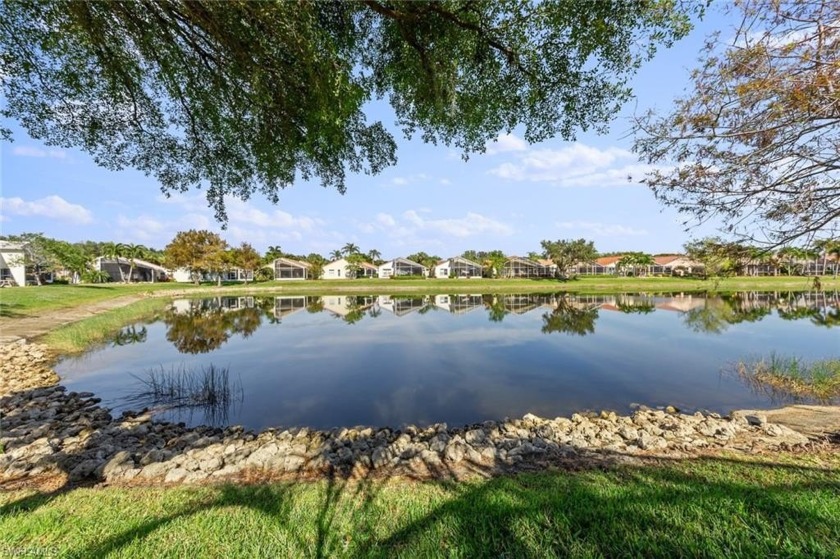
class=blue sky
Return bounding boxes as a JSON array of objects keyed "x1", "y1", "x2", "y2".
[{"x1": 1, "y1": 5, "x2": 735, "y2": 259}]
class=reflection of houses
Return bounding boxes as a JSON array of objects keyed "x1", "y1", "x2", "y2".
[
  {"x1": 433, "y1": 257, "x2": 482, "y2": 279},
  {"x1": 0, "y1": 241, "x2": 26, "y2": 286},
  {"x1": 433, "y1": 294, "x2": 484, "y2": 314},
  {"x1": 502, "y1": 294, "x2": 543, "y2": 314},
  {"x1": 378, "y1": 258, "x2": 427, "y2": 278},
  {"x1": 322, "y1": 295, "x2": 376, "y2": 317},
  {"x1": 96, "y1": 257, "x2": 169, "y2": 282},
  {"x1": 219, "y1": 296, "x2": 255, "y2": 310},
  {"x1": 377, "y1": 295, "x2": 427, "y2": 316},
  {"x1": 273, "y1": 257, "x2": 311, "y2": 280},
  {"x1": 323, "y1": 258, "x2": 378, "y2": 279},
  {"x1": 274, "y1": 296, "x2": 308, "y2": 320},
  {"x1": 501, "y1": 256, "x2": 551, "y2": 278}
]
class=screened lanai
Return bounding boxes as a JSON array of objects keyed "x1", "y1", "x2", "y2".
[
  {"x1": 440, "y1": 257, "x2": 483, "y2": 278},
  {"x1": 274, "y1": 258, "x2": 309, "y2": 280},
  {"x1": 501, "y1": 257, "x2": 550, "y2": 278}
]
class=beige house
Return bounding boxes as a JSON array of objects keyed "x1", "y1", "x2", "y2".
[{"x1": 433, "y1": 257, "x2": 483, "y2": 279}]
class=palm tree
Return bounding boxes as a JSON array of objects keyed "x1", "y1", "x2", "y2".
[
  {"x1": 101, "y1": 241, "x2": 124, "y2": 282},
  {"x1": 329, "y1": 249, "x2": 343, "y2": 261},
  {"x1": 117, "y1": 243, "x2": 147, "y2": 282},
  {"x1": 342, "y1": 243, "x2": 360, "y2": 256},
  {"x1": 367, "y1": 249, "x2": 382, "y2": 264}
]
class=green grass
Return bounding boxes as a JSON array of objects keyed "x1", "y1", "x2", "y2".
[
  {"x1": 41, "y1": 299, "x2": 169, "y2": 354},
  {"x1": 737, "y1": 355, "x2": 840, "y2": 401},
  {"x1": 2, "y1": 276, "x2": 837, "y2": 318},
  {"x1": 0, "y1": 283, "x2": 185, "y2": 317},
  {"x1": 1, "y1": 454, "x2": 839, "y2": 558}
]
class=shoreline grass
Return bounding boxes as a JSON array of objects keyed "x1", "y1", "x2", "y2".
[
  {"x1": 1, "y1": 452, "x2": 838, "y2": 558},
  {"x1": 40, "y1": 299, "x2": 169, "y2": 355},
  {"x1": 3, "y1": 275, "x2": 838, "y2": 317},
  {"x1": 736, "y1": 354, "x2": 840, "y2": 401}
]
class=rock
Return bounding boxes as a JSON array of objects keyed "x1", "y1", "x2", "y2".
[
  {"x1": 443, "y1": 441, "x2": 466, "y2": 463},
  {"x1": 464, "y1": 429, "x2": 486, "y2": 445},
  {"x1": 70, "y1": 459, "x2": 103, "y2": 480},
  {"x1": 101, "y1": 450, "x2": 133, "y2": 478},
  {"x1": 139, "y1": 462, "x2": 170, "y2": 479},
  {"x1": 665, "y1": 405, "x2": 679, "y2": 414},
  {"x1": 164, "y1": 468, "x2": 188, "y2": 483},
  {"x1": 618, "y1": 426, "x2": 640, "y2": 441},
  {"x1": 746, "y1": 414, "x2": 767, "y2": 426}
]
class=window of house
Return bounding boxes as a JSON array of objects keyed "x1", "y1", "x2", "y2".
[{"x1": 0, "y1": 268, "x2": 11, "y2": 280}]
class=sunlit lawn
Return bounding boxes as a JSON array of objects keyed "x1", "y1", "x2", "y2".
[{"x1": 2, "y1": 453, "x2": 839, "y2": 558}]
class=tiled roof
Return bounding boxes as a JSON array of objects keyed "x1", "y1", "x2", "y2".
[{"x1": 595, "y1": 256, "x2": 621, "y2": 266}]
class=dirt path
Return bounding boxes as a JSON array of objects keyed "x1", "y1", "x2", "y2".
[
  {"x1": 0, "y1": 294, "x2": 147, "y2": 344},
  {"x1": 735, "y1": 405, "x2": 840, "y2": 439}
]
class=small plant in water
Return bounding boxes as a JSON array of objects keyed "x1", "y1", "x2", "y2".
[
  {"x1": 735, "y1": 353, "x2": 840, "y2": 402},
  {"x1": 127, "y1": 364, "x2": 244, "y2": 426}
]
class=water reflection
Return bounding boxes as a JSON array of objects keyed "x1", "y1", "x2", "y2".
[
  {"x1": 60, "y1": 290, "x2": 840, "y2": 431},
  {"x1": 157, "y1": 291, "x2": 839, "y2": 352},
  {"x1": 165, "y1": 297, "x2": 271, "y2": 353}
]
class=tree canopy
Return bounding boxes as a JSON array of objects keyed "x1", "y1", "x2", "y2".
[
  {"x1": 540, "y1": 238, "x2": 597, "y2": 277},
  {"x1": 633, "y1": 0, "x2": 840, "y2": 247},
  {"x1": 1, "y1": 0, "x2": 694, "y2": 220}
]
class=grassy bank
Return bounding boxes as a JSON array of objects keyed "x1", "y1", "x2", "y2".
[
  {"x1": 3, "y1": 275, "x2": 837, "y2": 316},
  {"x1": 2, "y1": 453, "x2": 838, "y2": 558},
  {"x1": 737, "y1": 355, "x2": 840, "y2": 401},
  {"x1": 41, "y1": 299, "x2": 169, "y2": 354},
  {"x1": 0, "y1": 283, "x2": 184, "y2": 318}
]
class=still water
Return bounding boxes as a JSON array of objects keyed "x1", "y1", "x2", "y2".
[{"x1": 57, "y1": 291, "x2": 839, "y2": 431}]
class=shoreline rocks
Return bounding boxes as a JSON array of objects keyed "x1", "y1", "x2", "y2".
[{"x1": 0, "y1": 342, "x2": 814, "y2": 486}]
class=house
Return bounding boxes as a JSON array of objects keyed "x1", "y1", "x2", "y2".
[
  {"x1": 323, "y1": 258, "x2": 378, "y2": 279},
  {"x1": 433, "y1": 257, "x2": 483, "y2": 279},
  {"x1": 594, "y1": 256, "x2": 622, "y2": 275},
  {"x1": 537, "y1": 259, "x2": 559, "y2": 277},
  {"x1": 273, "y1": 257, "x2": 312, "y2": 280},
  {"x1": 377, "y1": 258, "x2": 427, "y2": 278},
  {"x1": 651, "y1": 255, "x2": 704, "y2": 276},
  {"x1": 171, "y1": 267, "x2": 254, "y2": 283},
  {"x1": 0, "y1": 241, "x2": 26, "y2": 286},
  {"x1": 573, "y1": 260, "x2": 608, "y2": 275},
  {"x1": 500, "y1": 256, "x2": 551, "y2": 278},
  {"x1": 96, "y1": 256, "x2": 169, "y2": 282}
]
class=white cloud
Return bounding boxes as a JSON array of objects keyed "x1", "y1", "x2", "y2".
[
  {"x1": 11, "y1": 146, "x2": 67, "y2": 159},
  {"x1": 0, "y1": 195, "x2": 93, "y2": 224},
  {"x1": 556, "y1": 221, "x2": 648, "y2": 237},
  {"x1": 386, "y1": 173, "x2": 429, "y2": 187},
  {"x1": 485, "y1": 133, "x2": 528, "y2": 155},
  {"x1": 488, "y1": 142, "x2": 659, "y2": 187},
  {"x1": 362, "y1": 209, "x2": 513, "y2": 244},
  {"x1": 439, "y1": 178, "x2": 452, "y2": 185}
]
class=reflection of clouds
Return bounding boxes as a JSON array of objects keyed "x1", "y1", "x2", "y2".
[{"x1": 56, "y1": 294, "x2": 840, "y2": 430}]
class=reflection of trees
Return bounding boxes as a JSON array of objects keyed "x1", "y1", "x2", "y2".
[
  {"x1": 683, "y1": 295, "x2": 777, "y2": 334},
  {"x1": 112, "y1": 325, "x2": 147, "y2": 346},
  {"x1": 483, "y1": 295, "x2": 508, "y2": 323},
  {"x1": 615, "y1": 300, "x2": 655, "y2": 314},
  {"x1": 306, "y1": 297, "x2": 324, "y2": 313},
  {"x1": 541, "y1": 299, "x2": 598, "y2": 336},
  {"x1": 164, "y1": 299, "x2": 264, "y2": 354}
]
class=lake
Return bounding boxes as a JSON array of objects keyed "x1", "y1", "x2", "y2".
[{"x1": 56, "y1": 291, "x2": 839, "y2": 431}]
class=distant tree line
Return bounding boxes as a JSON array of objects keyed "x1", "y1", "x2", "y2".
[{"x1": 2, "y1": 231, "x2": 838, "y2": 284}]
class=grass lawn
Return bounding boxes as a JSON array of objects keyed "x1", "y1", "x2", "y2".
[
  {"x1": 1, "y1": 453, "x2": 838, "y2": 558},
  {"x1": 2, "y1": 275, "x2": 837, "y2": 318},
  {"x1": 0, "y1": 283, "x2": 185, "y2": 318}
]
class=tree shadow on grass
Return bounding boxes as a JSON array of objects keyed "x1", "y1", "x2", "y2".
[
  {"x1": 0, "y1": 302, "x2": 26, "y2": 318},
  {"x1": 2, "y1": 380, "x2": 839, "y2": 557}
]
